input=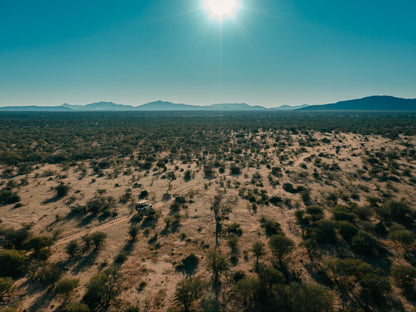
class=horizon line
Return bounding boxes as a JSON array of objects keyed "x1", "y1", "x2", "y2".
[{"x1": 1, "y1": 94, "x2": 415, "y2": 109}]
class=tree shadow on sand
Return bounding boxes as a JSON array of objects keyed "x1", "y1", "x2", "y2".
[{"x1": 71, "y1": 251, "x2": 100, "y2": 274}]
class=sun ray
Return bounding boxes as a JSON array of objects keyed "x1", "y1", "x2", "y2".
[{"x1": 204, "y1": 0, "x2": 239, "y2": 19}]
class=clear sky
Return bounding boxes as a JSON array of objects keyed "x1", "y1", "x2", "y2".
[{"x1": 1, "y1": 0, "x2": 415, "y2": 107}]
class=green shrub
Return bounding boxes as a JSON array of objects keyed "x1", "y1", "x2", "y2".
[
  {"x1": 0, "y1": 189, "x2": 20, "y2": 205},
  {"x1": 56, "y1": 183, "x2": 70, "y2": 198},
  {"x1": 170, "y1": 201, "x2": 181, "y2": 213},
  {"x1": 337, "y1": 221, "x2": 358, "y2": 242},
  {"x1": 129, "y1": 225, "x2": 140, "y2": 240},
  {"x1": 251, "y1": 241, "x2": 265, "y2": 264},
  {"x1": 300, "y1": 239, "x2": 319, "y2": 258},
  {"x1": 175, "y1": 277, "x2": 205, "y2": 312},
  {"x1": 300, "y1": 188, "x2": 311, "y2": 205},
  {"x1": 0, "y1": 277, "x2": 13, "y2": 301},
  {"x1": 86, "y1": 196, "x2": 115, "y2": 215},
  {"x1": 64, "y1": 302, "x2": 90, "y2": 312},
  {"x1": 306, "y1": 206, "x2": 324, "y2": 222},
  {"x1": 206, "y1": 250, "x2": 229, "y2": 292},
  {"x1": 325, "y1": 258, "x2": 372, "y2": 291},
  {"x1": 269, "y1": 196, "x2": 282, "y2": 206},
  {"x1": 176, "y1": 253, "x2": 199, "y2": 276},
  {"x1": 294, "y1": 210, "x2": 309, "y2": 228},
  {"x1": 271, "y1": 167, "x2": 282, "y2": 177},
  {"x1": 232, "y1": 277, "x2": 260, "y2": 310},
  {"x1": 54, "y1": 278, "x2": 80, "y2": 297},
  {"x1": 314, "y1": 220, "x2": 337, "y2": 244},
  {"x1": 91, "y1": 232, "x2": 107, "y2": 250},
  {"x1": 256, "y1": 264, "x2": 284, "y2": 287},
  {"x1": 0, "y1": 307, "x2": 17, "y2": 312},
  {"x1": 35, "y1": 247, "x2": 52, "y2": 261},
  {"x1": 22, "y1": 236, "x2": 53, "y2": 254},
  {"x1": 34, "y1": 262, "x2": 63, "y2": 285},
  {"x1": 388, "y1": 225, "x2": 415, "y2": 246},
  {"x1": 354, "y1": 205, "x2": 373, "y2": 220},
  {"x1": 351, "y1": 231, "x2": 378, "y2": 256},
  {"x1": 391, "y1": 265, "x2": 416, "y2": 292},
  {"x1": 227, "y1": 234, "x2": 239, "y2": 252},
  {"x1": 66, "y1": 240, "x2": 81, "y2": 258},
  {"x1": 83, "y1": 267, "x2": 121, "y2": 311},
  {"x1": 204, "y1": 167, "x2": 215, "y2": 178},
  {"x1": 269, "y1": 234, "x2": 295, "y2": 265},
  {"x1": 184, "y1": 170, "x2": 192, "y2": 181},
  {"x1": 260, "y1": 217, "x2": 282, "y2": 237},
  {"x1": 226, "y1": 222, "x2": 242, "y2": 236},
  {"x1": 359, "y1": 273, "x2": 391, "y2": 305},
  {"x1": 83, "y1": 232, "x2": 106, "y2": 251},
  {"x1": 230, "y1": 165, "x2": 241, "y2": 175},
  {"x1": 332, "y1": 206, "x2": 356, "y2": 223},
  {"x1": 376, "y1": 200, "x2": 414, "y2": 226},
  {"x1": 283, "y1": 183, "x2": 297, "y2": 193},
  {"x1": 138, "y1": 190, "x2": 148, "y2": 199},
  {"x1": 1, "y1": 224, "x2": 32, "y2": 249},
  {"x1": 287, "y1": 283, "x2": 334, "y2": 312},
  {"x1": 0, "y1": 250, "x2": 27, "y2": 278}
]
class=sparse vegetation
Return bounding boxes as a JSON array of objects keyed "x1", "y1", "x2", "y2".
[
  {"x1": 174, "y1": 277, "x2": 205, "y2": 312},
  {"x1": 0, "y1": 111, "x2": 415, "y2": 311},
  {"x1": 83, "y1": 267, "x2": 121, "y2": 311},
  {"x1": 54, "y1": 278, "x2": 80, "y2": 298}
]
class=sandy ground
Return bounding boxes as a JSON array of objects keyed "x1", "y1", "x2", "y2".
[{"x1": 0, "y1": 131, "x2": 415, "y2": 311}]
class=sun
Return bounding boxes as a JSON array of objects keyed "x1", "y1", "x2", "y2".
[{"x1": 204, "y1": 0, "x2": 239, "y2": 19}]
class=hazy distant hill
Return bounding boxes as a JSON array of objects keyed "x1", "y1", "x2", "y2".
[
  {"x1": 135, "y1": 101, "x2": 200, "y2": 111},
  {"x1": 136, "y1": 101, "x2": 266, "y2": 111},
  {"x1": 271, "y1": 104, "x2": 309, "y2": 111},
  {"x1": 300, "y1": 96, "x2": 416, "y2": 111},
  {"x1": 61, "y1": 102, "x2": 134, "y2": 111},
  {"x1": 0, "y1": 105, "x2": 71, "y2": 112},
  {"x1": 0, "y1": 102, "x2": 134, "y2": 112},
  {"x1": 205, "y1": 103, "x2": 266, "y2": 110}
]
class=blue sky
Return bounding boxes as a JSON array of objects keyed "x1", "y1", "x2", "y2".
[{"x1": 0, "y1": 0, "x2": 415, "y2": 107}]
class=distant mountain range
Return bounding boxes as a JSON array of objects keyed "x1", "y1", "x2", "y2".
[
  {"x1": 133, "y1": 101, "x2": 270, "y2": 111},
  {"x1": 0, "y1": 100, "x2": 287, "y2": 111},
  {"x1": 270, "y1": 104, "x2": 310, "y2": 111},
  {"x1": 61, "y1": 102, "x2": 134, "y2": 111},
  {"x1": 300, "y1": 96, "x2": 416, "y2": 111},
  {"x1": 0, "y1": 96, "x2": 415, "y2": 112}
]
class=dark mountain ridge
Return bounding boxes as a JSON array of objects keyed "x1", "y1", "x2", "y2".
[
  {"x1": 300, "y1": 96, "x2": 416, "y2": 111},
  {"x1": 1, "y1": 96, "x2": 415, "y2": 111}
]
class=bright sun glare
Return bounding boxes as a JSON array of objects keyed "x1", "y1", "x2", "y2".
[{"x1": 205, "y1": 0, "x2": 239, "y2": 19}]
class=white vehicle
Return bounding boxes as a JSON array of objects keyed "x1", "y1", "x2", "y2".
[{"x1": 136, "y1": 200, "x2": 152, "y2": 211}]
